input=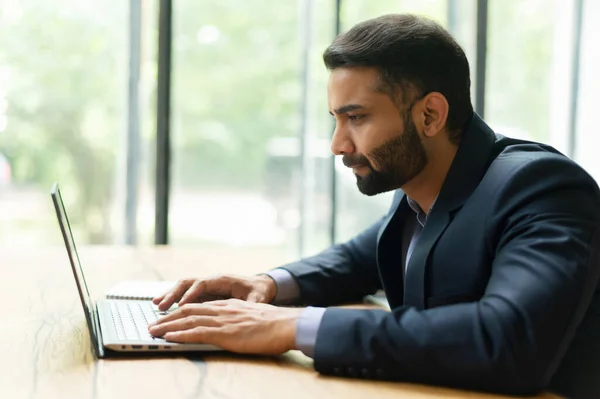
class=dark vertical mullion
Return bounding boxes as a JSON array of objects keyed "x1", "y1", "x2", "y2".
[
  {"x1": 329, "y1": 0, "x2": 342, "y2": 245},
  {"x1": 154, "y1": 0, "x2": 172, "y2": 245},
  {"x1": 568, "y1": 0, "x2": 584, "y2": 159},
  {"x1": 125, "y1": 0, "x2": 141, "y2": 245},
  {"x1": 475, "y1": 0, "x2": 488, "y2": 117}
]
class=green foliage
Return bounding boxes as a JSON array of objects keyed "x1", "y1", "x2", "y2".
[
  {"x1": 486, "y1": 0, "x2": 554, "y2": 141},
  {"x1": 0, "y1": 0, "x2": 558, "y2": 245},
  {"x1": 0, "y1": 0, "x2": 126, "y2": 242},
  {"x1": 171, "y1": 0, "x2": 305, "y2": 189}
]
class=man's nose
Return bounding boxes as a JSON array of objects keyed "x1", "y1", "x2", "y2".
[{"x1": 330, "y1": 124, "x2": 354, "y2": 155}]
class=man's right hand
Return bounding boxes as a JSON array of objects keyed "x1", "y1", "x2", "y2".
[{"x1": 152, "y1": 274, "x2": 278, "y2": 311}]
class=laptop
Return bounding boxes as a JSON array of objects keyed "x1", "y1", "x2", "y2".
[{"x1": 50, "y1": 182, "x2": 221, "y2": 358}]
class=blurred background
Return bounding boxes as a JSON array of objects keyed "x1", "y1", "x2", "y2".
[{"x1": 0, "y1": 0, "x2": 598, "y2": 267}]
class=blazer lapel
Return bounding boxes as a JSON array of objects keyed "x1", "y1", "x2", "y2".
[
  {"x1": 403, "y1": 113, "x2": 498, "y2": 309},
  {"x1": 377, "y1": 190, "x2": 405, "y2": 244},
  {"x1": 403, "y1": 210, "x2": 450, "y2": 308},
  {"x1": 376, "y1": 190, "x2": 411, "y2": 308}
]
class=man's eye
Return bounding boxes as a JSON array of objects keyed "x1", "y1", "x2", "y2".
[{"x1": 348, "y1": 115, "x2": 364, "y2": 121}]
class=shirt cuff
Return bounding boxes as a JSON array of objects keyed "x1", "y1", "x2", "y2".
[
  {"x1": 295, "y1": 306, "x2": 326, "y2": 358},
  {"x1": 263, "y1": 268, "x2": 301, "y2": 305}
]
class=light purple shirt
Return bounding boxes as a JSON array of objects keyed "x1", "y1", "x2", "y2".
[{"x1": 266, "y1": 196, "x2": 433, "y2": 358}]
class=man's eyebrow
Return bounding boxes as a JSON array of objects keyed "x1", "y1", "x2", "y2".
[{"x1": 329, "y1": 104, "x2": 364, "y2": 116}]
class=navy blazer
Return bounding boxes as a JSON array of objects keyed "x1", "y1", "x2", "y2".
[{"x1": 281, "y1": 114, "x2": 600, "y2": 397}]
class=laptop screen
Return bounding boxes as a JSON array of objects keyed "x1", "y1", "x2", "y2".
[{"x1": 50, "y1": 182, "x2": 101, "y2": 356}]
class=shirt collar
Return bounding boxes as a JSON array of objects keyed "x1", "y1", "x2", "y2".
[{"x1": 406, "y1": 195, "x2": 438, "y2": 227}]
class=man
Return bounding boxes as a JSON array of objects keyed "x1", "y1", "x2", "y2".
[{"x1": 148, "y1": 14, "x2": 600, "y2": 397}]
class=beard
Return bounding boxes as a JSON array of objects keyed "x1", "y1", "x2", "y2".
[{"x1": 342, "y1": 114, "x2": 428, "y2": 196}]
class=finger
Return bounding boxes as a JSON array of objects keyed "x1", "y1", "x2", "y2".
[
  {"x1": 178, "y1": 280, "x2": 207, "y2": 306},
  {"x1": 196, "y1": 294, "x2": 229, "y2": 302},
  {"x1": 180, "y1": 276, "x2": 237, "y2": 305},
  {"x1": 152, "y1": 286, "x2": 175, "y2": 304},
  {"x1": 157, "y1": 279, "x2": 194, "y2": 311},
  {"x1": 164, "y1": 326, "x2": 212, "y2": 344},
  {"x1": 153, "y1": 289, "x2": 178, "y2": 305},
  {"x1": 151, "y1": 303, "x2": 220, "y2": 326},
  {"x1": 246, "y1": 291, "x2": 265, "y2": 303},
  {"x1": 149, "y1": 316, "x2": 219, "y2": 337},
  {"x1": 199, "y1": 298, "x2": 241, "y2": 306}
]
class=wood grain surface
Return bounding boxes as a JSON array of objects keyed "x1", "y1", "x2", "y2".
[{"x1": 0, "y1": 246, "x2": 563, "y2": 399}]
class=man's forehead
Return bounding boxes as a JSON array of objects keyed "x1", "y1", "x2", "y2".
[
  {"x1": 327, "y1": 67, "x2": 380, "y2": 104},
  {"x1": 328, "y1": 67, "x2": 380, "y2": 90},
  {"x1": 327, "y1": 67, "x2": 395, "y2": 110}
]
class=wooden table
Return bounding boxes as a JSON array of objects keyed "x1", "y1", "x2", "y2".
[{"x1": 0, "y1": 246, "x2": 563, "y2": 399}]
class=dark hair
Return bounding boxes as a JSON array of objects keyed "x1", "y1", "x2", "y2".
[{"x1": 323, "y1": 14, "x2": 473, "y2": 143}]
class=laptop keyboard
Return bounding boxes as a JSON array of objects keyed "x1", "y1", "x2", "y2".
[{"x1": 109, "y1": 301, "x2": 161, "y2": 341}]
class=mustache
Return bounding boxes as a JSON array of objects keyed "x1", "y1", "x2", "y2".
[{"x1": 342, "y1": 154, "x2": 370, "y2": 168}]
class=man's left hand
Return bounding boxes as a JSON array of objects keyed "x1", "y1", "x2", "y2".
[{"x1": 148, "y1": 298, "x2": 303, "y2": 355}]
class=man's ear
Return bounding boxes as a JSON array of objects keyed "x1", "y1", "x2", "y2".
[{"x1": 421, "y1": 92, "x2": 449, "y2": 138}]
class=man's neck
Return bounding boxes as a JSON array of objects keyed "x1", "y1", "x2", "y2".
[{"x1": 402, "y1": 144, "x2": 459, "y2": 214}]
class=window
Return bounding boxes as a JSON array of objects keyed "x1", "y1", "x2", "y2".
[
  {"x1": 2, "y1": 0, "x2": 594, "y2": 259},
  {"x1": 486, "y1": 0, "x2": 564, "y2": 148},
  {"x1": 0, "y1": 0, "x2": 133, "y2": 248},
  {"x1": 169, "y1": 0, "x2": 335, "y2": 263},
  {"x1": 574, "y1": 0, "x2": 600, "y2": 182}
]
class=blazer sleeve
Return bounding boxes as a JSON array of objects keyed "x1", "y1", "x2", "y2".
[
  {"x1": 310, "y1": 156, "x2": 600, "y2": 395},
  {"x1": 277, "y1": 191, "x2": 402, "y2": 306}
]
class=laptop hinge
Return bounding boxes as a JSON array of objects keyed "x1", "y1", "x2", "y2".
[{"x1": 93, "y1": 305, "x2": 105, "y2": 358}]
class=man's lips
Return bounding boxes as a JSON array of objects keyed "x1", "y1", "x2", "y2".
[
  {"x1": 342, "y1": 157, "x2": 369, "y2": 170},
  {"x1": 348, "y1": 164, "x2": 368, "y2": 172},
  {"x1": 343, "y1": 161, "x2": 365, "y2": 168}
]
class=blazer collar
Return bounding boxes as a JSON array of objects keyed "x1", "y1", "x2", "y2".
[
  {"x1": 433, "y1": 112, "x2": 497, "y2": 214},
  {"x1": 378, "y1": 113, "x2": 497, "y2": 309}
]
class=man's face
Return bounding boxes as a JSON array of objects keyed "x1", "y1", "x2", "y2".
[{"x1": 327, "y1": 67, "x2": 428, "y2": 196}]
